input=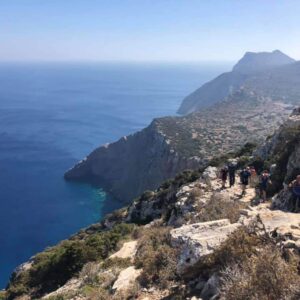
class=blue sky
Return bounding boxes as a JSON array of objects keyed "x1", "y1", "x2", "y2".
[{"x1": 0, "y1": 0, "x2": 299, "y2": 62}]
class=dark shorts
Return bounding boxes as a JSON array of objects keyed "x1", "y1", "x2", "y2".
[
  {"x1": 260, "y1": 186, "x2": 267, "y2": 192},
  {"x1": 260, "y1": 184, "x2": 267, "y2": 192}
]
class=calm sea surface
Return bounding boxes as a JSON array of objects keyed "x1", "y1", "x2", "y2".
[{"x1": 0, "y1": 62, "x2": 230, "y2": 286}]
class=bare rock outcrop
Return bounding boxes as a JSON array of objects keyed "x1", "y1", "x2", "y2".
[
  {"x1": 170, "y1": 219, "x2": 240, "y2": 273},
  {"x1": 109, "y1": 241, "x2": 137, "y2": 262},
  {"x1": 240, "y1": 204, "x2": 300, "y2": 240},
  {"x1": 112, "y1": 266, "x2": 141, "y2": 292}
]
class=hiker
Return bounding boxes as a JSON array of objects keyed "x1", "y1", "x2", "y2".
[
  {"x1": 240, "y1": 167, "x2": 251, "y2": 196},
  {"x1": 289, "y1": 175, "x2": 300, "y2": 212},
  {"x1": 220, "y1": 166, "x2": 228, "y2": 189},
  {"x1": 228, "y1": 162, "x2": 236, "y2": 187},
  {"x1": 259, "y1": 170, "x2": 271, "y2": 202},
  {"x1": 249, "y1": 166, "x2": 257, "y2": 187}
]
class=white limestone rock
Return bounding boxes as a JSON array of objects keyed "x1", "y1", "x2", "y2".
[
  {"x1": 112, "y1": 266, "x2": 142, "y2": 292},
  {"x1": 170, "y1": 219, "x2": 240, "y2": 273},
  {"x1": 202, "y1": 167, "x2": 218, "y2": 187},
  {"x1": 109, "y1": 241, "x2": 138, "y2": 262}
]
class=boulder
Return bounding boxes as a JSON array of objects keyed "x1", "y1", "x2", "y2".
[
  {"x1": 112, "y1": 266, "x2": 142, "y2": 292},
  {"x1": 241, "y1": 205, "x2": 300, "y2": 240},
  {"x1": 43, "y1": 278, "x2": 82, "y2": 299},
  {"x1": 202, "y1": 167, "x2": 218, "y2": 187},
  {"x1": 200, "y1": 274, "x2": 220, "y2": 300},
  {"x1": 109, "y1": 241, "x2": 137, "y2": 262},
  {"x1": 170, "y1": 219, "x2": 240, "y2": 273},
  {"x1": 272, "y1": 189, "x2": 294, "y2": 211}
]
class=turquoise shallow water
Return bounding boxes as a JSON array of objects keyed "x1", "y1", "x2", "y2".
[{"x1": 0, "y1": 62, "x2": 230, "y2": 287}]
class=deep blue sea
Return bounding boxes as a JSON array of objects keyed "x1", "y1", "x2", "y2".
[{"x1": 0, "y1": 62, "x2": 230, "y2": 287}]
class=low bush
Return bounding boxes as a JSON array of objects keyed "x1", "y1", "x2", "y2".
[
  {"x1": 134, "y1": 226, "x2": 179, "y2": 288},
  {"x1": 235, "y1": 142, "x2": 257, "y2": 157},
  {"x1": 6, "y1": 223, "x2": 135, "y2": 299},
  {"x1": 220, "y1": 246, "x2": 300, "y2": 300},
  {"x1": 197, "y1": 193, "x2": 246, "y2": 223},
  {"x1": 101, "y1": 257, "x2": 131, "y2": 270},
  {"x1": 81, "y1": 286, "x2": 110, "y2": 300},
  {"x1": 0, "y1": 292, "x2": 6, "y2": 300}
]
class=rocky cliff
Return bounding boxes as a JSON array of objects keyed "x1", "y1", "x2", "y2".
[
  {"x1": 6, "y1": 119, "x2": 300, "y2": 299},
  {"x1": 254, "y1": 108, "x2": 300, "y2": 210},
  {"x1": 65, "y1": 120, "x2": 202, "y2": 202},
  {"x1": 178, "y1": 50, "x2": 296, "y2": 114},
  {"x1": 65, "y1": 88, "x2": 291, "y2": 202}
]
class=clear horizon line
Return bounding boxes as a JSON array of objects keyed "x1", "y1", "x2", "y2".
[{"x1": 0, "y1": 59, "x2": 235, "y2": 65}]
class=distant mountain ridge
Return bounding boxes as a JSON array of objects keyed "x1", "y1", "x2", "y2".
[
  {"x1": 232, "y1": 50, "x2": 295, "y2": 74},
  {"x1": 178, "y1": 50, "x2": 296, "y2": 114}
]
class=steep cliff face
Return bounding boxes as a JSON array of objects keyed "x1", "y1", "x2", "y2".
[
  {"x1": 178, "y1": 50, "x2": 296, "y2": 115},
  {"x1": 255, "y1": 108, "x2": 300, "y2": 189},
  {"x1": 65, "y1": 120, "x2": 202, "y2": 202},
  {"x1": 65, "y1": 89, "x2": 291, "y2": 202}
]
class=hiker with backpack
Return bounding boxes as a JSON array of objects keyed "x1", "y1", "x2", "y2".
[
  {"x1": 228, "y1": 161, "x2": 237, "y2": 188},
  {"x1": 259, "y1": 170, "x2": 272, "y2": 202},
  {"x1": 220, "y1": 166, "x2": 228, "y2": 189},
  {"x1": 289, "y1": 175, "x2": 300, "y2": 212},
  {"x1": 240, "y1": 167, "x2": 251, "y2": 196}
]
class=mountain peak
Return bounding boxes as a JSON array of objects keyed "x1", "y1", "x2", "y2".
[{"x1": 232, "y1": 50, "x2": 295, "y2": 74}]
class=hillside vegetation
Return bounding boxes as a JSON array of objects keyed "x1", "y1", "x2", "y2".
[{"x1": 5, "y1": 110, "x2": 300, "y2": 300}]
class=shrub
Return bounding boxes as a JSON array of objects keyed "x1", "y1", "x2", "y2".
[
  {"x1": 101, "y1": 257, "x2": 131, "y2": 270},
  {"x1": 134, "y1": 227, "x2": 178, "y2": 288},
  {"x1": 81, "y1": 286, "x2": 110, "y2": 300},
  {"x1": 197, "y1": 193, "x2": 246, "y2": 223},
  {"x1": 235, "y1": 142, "x2": 257, "y2": 157},
  {"x1": 80, "y1": 262, "x2": 102, "y2": 286},
  {"x1": 220, "y1": 246, "x2": 300, "y2": 300},
  {"x1": 6, "y1": 223, "x2": 135, "y2": 299},
  {"x1": 210, "y1": 154, "x2": 232, "y2": 167},
  {"x1": 198, "y1": 222, "x2": 271, "y2": 273},
  {"x1": 189, "y1": 187, "x2": 203, "y2": 203},
  {"x1": 0, "y1": 291, "x2": 7, "y2": 300}
]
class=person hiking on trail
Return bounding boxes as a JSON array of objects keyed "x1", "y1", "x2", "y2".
[
  {"x1": 289, "y1": 175, "x2": 300, "y2": 212},
  {"x1": 250, "y1": 166, "x2": 257, "y2": 187},
  {"x1": 228, "y1": 162, "x2": 236, "y2": 188},
  {"x1": 259, "y1": 170, "x2": 271, "y2": 202},
  {"x1": 240, "y1": 167, "x2": 251, "y2": 196},
  {"x1": 220, "y1": 166, "x2": 228, "y2": 189}
]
